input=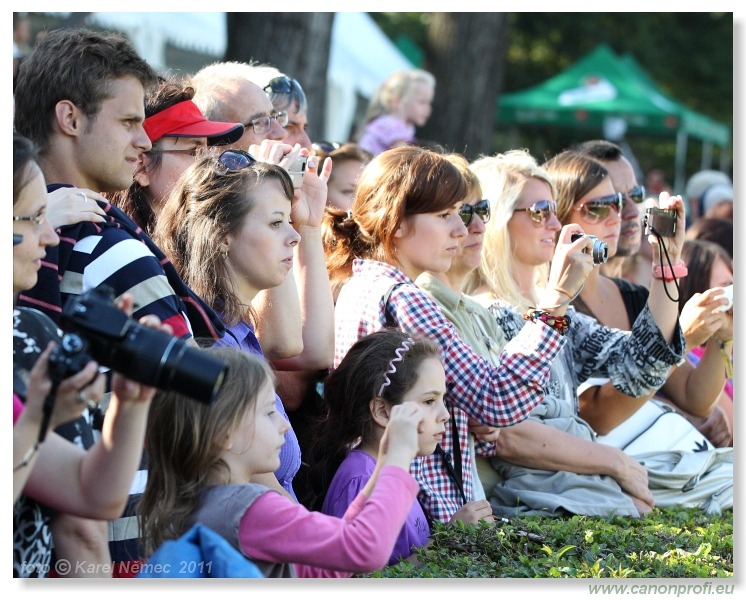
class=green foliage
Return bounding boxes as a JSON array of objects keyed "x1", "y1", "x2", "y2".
[{"x1": 362, "y1": 507, "x2": 732, "y2": 579}]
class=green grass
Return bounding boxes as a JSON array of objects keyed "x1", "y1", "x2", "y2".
[{"x1": 363, "y1": 507, "x2": 733, "y2": 578}]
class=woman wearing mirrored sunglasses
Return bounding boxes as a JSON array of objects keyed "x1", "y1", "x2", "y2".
[
  {"x1": 548, "y1": 151, "x2": 732, "y2": 452},
  {"x1": 464, "y1": 149, "x2": 686, "y2": 518}
]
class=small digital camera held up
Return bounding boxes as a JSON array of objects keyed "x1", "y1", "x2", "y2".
[
  {"x1": 643, "y1": 207, "x2": 677, "y2": 238},
  {"x1": 287, "y1": 155, "x2": 307, "y2": 189},
  {"x1": 48, "y1": 285, "x2": 228, "y2": 404},
  {"x1": 571, "y1": 232, "x2": 609, "y2": 265}
]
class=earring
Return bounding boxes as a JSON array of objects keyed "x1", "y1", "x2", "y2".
[{"x1": 222, "y1": 250, "x2": 228, "y2": 260}]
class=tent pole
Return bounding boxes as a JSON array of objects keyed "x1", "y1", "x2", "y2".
[
  {"x1": 701, "y1": 142, "x2": 713, "y2": 170},
  {"x1": 674, "y1": 130, "x2": 688, "y2": 196}
]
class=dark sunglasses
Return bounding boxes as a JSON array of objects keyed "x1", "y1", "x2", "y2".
[
  {"x1": 214, "y1": 149, "x2": 257, "y2": 174},
  {"x1": 574, "y1": 192, "x2": 623, "y2": 224},
  {"x1": 513, "y1": 200, "x2": 557, "y2": 226},
  {"x1": 459, "y1": 199, "x2": 491, "y2": 226},
  {"x1": 622, "y1": 185, "x2": 646, "y2": 204},
  {"x1": 263, "y1": 76, "x2": 301, "y2": 95}
]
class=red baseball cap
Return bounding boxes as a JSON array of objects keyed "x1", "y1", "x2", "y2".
[{"x1": 143, "y1": 100, "x2": 244, "y2": 146}]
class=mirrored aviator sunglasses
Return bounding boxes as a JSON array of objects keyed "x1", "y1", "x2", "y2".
[
  {"x1": 458, "y1": 199, "x2": 491, "y2": 226},
  {"x1": 513, "y1": 200, "x2": 557, "y2": 226},
  {"x1": 574, "y1": 192, "x2": 623, "y2": 224},
  {"x1": 214, "y1": 149, "x2": 257, "y2": 175},
  {"x1": 623, "y1": 185, "x2": 646, "y2": 204}
]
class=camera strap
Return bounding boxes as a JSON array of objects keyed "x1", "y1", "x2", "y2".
[{"x1": 381, "y1": 281, "x2": 467, "y2": 506}]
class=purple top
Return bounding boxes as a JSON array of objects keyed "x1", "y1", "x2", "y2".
[
  {"x1": 214, "y1": 319, "x2": 301, "y2": 500},
  {"x1": 321, "y1": 449, "x2": 429, "y2": 565},
  {"x1": 358, "y1": 115, "x2": 416, "y2": 156}
]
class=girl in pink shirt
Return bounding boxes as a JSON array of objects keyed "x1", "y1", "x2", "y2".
[{"x1": 139, "y1": 347, "x2": 424, "y2": 578}]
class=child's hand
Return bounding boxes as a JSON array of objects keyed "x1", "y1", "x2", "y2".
[{"x1": 378, "y1": 403, "x2": 424, "y2": 470}]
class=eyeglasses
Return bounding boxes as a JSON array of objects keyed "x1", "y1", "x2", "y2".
[
  {"x1": 214, "y1": 149, "x2": 257, "y2": 175},
  {"x1": 458, "y1": 199, "x2": 491, "y2": 226},
  {"x1": 263, "y1": 76, "x2": 301, "y2": 95},
  {"x1": 148, "y1": 147, "x2": 207, "y2": 161},
  {"x1": 13, "y1": 211, "x2": 46, "y2": 228},
  {"x1": 243, "y1": 111, "x2": 288, "y2": 135},
  {"x1": 574, "y1": 192, "x2": 623, "y2": 223},
  {"x1": 622, "y1": 185, "x2": 646, "y2": 204},
  {"x1": 513, "y1": 200, "x2": 557, "y2": 227}
]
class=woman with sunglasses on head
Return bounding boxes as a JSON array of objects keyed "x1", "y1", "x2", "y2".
[
  {"x1": 466, "y1": 149, "x2": 685, "y2": 518},
  {"x1": 545, "y1": 150, "x2": 731, "y2": 448},
  {"x1": 329, "y1": 145, "x2": 593, "y2": 526},
  {"x1": 153, "y1": 147, "x2": 334, "y2": 504}
]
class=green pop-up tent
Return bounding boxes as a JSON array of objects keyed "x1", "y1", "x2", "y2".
[{"x1": 497, "y1": 45, "x2": 731, "y2": 192}]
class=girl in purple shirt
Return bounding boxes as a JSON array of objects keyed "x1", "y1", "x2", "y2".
[{"x1": 309, "y1": 330, "x2": 449, "y2": 565}]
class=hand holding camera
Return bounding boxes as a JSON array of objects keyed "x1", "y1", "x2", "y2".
[
  {"x1": 49, "y1": 287, "x2": 228, "y2": 406},
  {"x1": 644, "y1": 191, "x2": 686, "y2": 265},
  {"x1": 538, "y1": 226, "x2": 596, "y2": 313}
]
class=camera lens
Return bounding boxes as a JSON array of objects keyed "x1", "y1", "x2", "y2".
[{"x1": 109, "y1": 327, "x2": 229, "y2": 404}]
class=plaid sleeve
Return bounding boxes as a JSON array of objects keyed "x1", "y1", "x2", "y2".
[{"x1": 388, "y1": 285, "x2": 566, "y2": 427}]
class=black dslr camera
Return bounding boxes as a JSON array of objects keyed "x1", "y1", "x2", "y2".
[
  {"x1": 643, "y1": 207, "x2": 677, "y2": 238},
  {"x1": 571, "y1": 232, "x2": 609, "y2": 265},
  {"x1": 48, "y1": 286, "x2": 228, "y2": 404}
]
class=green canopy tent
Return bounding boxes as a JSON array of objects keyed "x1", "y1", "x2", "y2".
[{"x1": 496, "y1": 44, "x2": 730, "y2": 193}]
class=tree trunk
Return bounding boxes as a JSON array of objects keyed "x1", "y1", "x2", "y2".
[
  {"x1": 419, "y1": 13, "x2": 509, "y2": 160},
  {"x1": 224, "y1": 12, "x2": 334, "y2": 142}
]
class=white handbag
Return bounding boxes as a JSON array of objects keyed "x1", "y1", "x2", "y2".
[{"x1": 596, "y1": 400, "x2": 732, "y2": 514}]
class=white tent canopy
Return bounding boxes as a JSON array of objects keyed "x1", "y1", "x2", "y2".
[{"x1": 54, "y1": 12, "x2": 413, "y2": 142}]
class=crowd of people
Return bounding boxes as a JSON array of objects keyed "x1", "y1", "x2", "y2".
[{"x1": 12, "y1": 26, "x2": 733, "y2": 579}]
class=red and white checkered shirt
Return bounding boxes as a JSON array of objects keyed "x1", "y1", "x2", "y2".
[{"x1": 334, "y1": 260, "x2": 566, "y2": 523}]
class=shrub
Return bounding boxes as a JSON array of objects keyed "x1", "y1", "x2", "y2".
[{"x1": 364, "y1": 507, "x2": 733, "y2": 578}]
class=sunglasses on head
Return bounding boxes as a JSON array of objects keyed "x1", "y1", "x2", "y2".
[
  {"x1": 513, "y1": 200, "x2": 557, "y2": 226},
  {"x1": 622, "y1": 185, "x2": 646, "y2": 204},
  {"x1": 458, "y1": 199, "x2": 491, "y2": 226},
  {"x1": 574, "y1": 192, "x2": 623, "y2": 223},
  {"x1": 214, "y1": 149, "x2": 257, "y2": 175},
  {"x1": 263, "y1": 76, "x2": 301, "y2": 95}
]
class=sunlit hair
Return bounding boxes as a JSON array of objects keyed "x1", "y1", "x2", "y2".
[
  {"x1": 13, "y1": 133, "x2": 38, "y2": 207},
  {"x1": 465, "y1": 150, "x2": 555, "y2": 308},
  {"x1": 108, "y1": 76, "x2": 195, "y2": 233},
  {"x1": 152, "y1": 155, "x2": 293, "y2": 325},
  {"x1": 306, "y1": 329, "x2": 441, "y2": 510},
  {"x1": 324, "y1": 145, "x2": 467, "y2": 284},
  {"x1": 678, "y1": 239, "x2": 733, "y2": 315},
  {"x1": 444, "y1": 153, "x2": 482, "y2": 200},
  {"x1": 364, "y1": 68, "x2": 435, "y2": 124},
  {"x1": 542, "y1": 150, "x2": 610, "y2": 225},
  {"x1": 138, "y1": 347, "x2": 274, "y2": 557}
]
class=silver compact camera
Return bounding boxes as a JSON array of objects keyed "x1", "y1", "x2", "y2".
[
  {"x1": 286, "y1": 155, "x2": 307, "y2": 189},
  {"x1": 571, "y1": 232, "x2": 608, "y2": 265}
]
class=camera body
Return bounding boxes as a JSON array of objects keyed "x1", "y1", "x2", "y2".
[
  {"x1": 570, "y1": 232, "x2": 609, "y2": 265},
  {"x1": 643, "y1": 207, "x2": 677, "y2": 237},
  {"x1": 286, "y1": 155, "x2": 307, "y2": 188},
  {"x1": 48, "y1": 286, "x2": 228, "y2": 404},
  {"x1": 716, "y1": 284, "x2": 733, "y2": 313}
]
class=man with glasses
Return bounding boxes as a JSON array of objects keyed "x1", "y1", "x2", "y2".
[
  {"x1": 191, "y1": 61, "x2": 290, "y2": 151},
  {"x1": 241, "y1": 64, "x2": 313, "y2": 150},
  {"x1": 573, "y1": 140, "x2": 647, "y2": 281}
]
